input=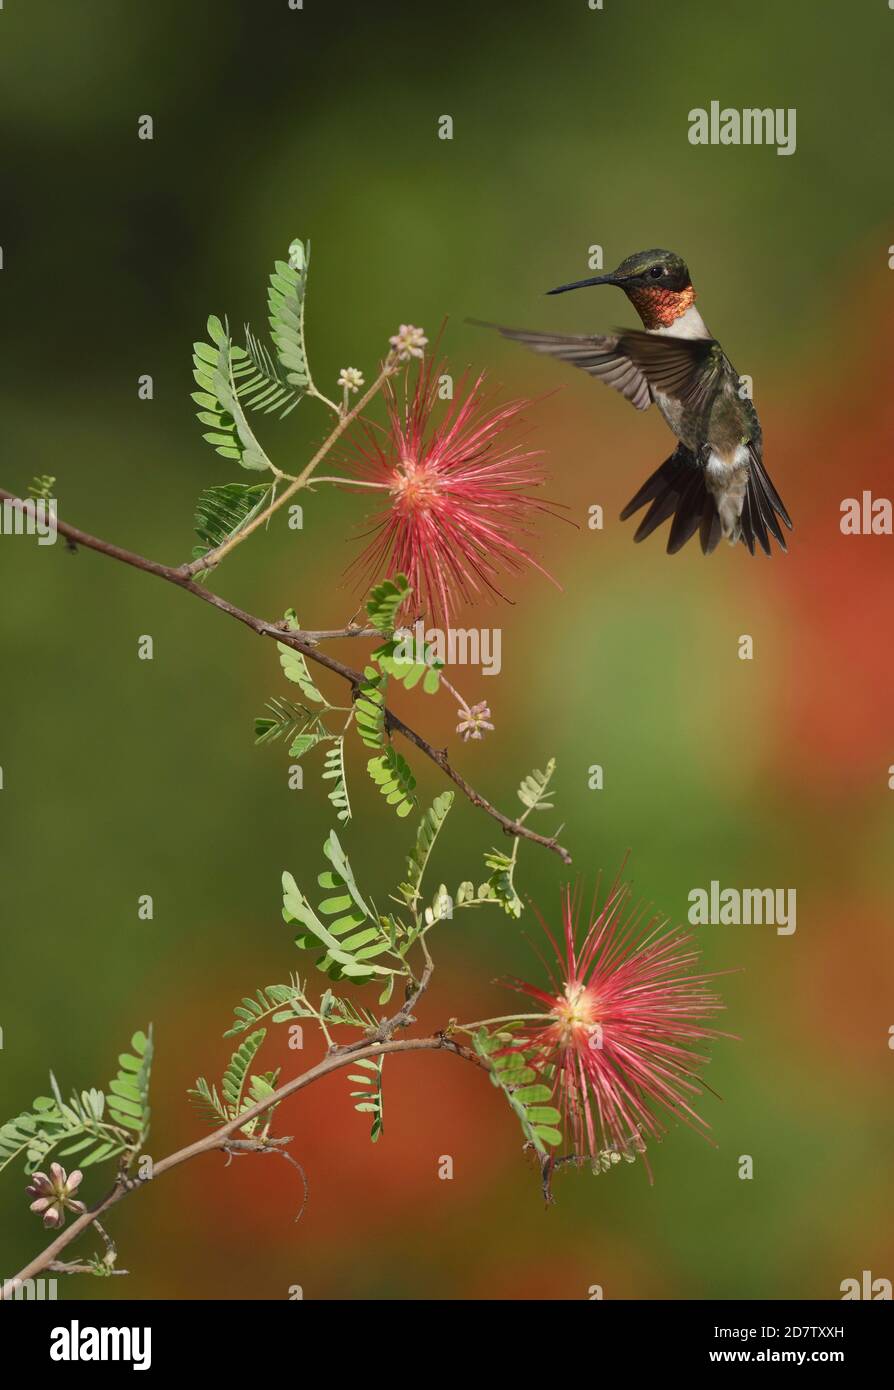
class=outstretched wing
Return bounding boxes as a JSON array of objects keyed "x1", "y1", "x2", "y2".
[
  {"x1": 470, "y1": 320, "x2": 652, "y2": 410},
  {"x1": 473, "y1": 319, "x2": 722, "y2": 415},
  {"x1": 615, "y1": 330, "x2": 722, "y2": 411}
]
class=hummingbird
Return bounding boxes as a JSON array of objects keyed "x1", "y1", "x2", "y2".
[{"x1": 479, "y1": 249, "x2": 792, "y2": 555}]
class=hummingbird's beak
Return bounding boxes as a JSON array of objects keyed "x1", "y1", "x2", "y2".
[{"x1": 546, "y1": 272, "x2": 620, "y2": 296}]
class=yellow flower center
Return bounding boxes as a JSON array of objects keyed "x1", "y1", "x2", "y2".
[
  {"x1": 552, "y1": 982, "x2": 599, "y2": 1045},
  {"x1": 392, "y1": 458, "x2": 440, "y2": 511}
]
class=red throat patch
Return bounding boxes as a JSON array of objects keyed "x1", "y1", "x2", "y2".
[{"x1": 626, "y1": 284, "x2": 696, "y2": 329}]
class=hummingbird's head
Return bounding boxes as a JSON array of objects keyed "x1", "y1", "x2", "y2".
[{"x1": 548, "y1": 249, "x2": 695, "y2": 329}]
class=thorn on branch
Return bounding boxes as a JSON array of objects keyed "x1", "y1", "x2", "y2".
[{"x1": 220, "y1": 1136, "x2": 309, "y2": 1224}]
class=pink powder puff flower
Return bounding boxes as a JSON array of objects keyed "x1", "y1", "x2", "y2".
[
  {"x1": 500, "y1": 877, "x2": 733, "y2": 1180},
  {"x1": 346, "y1": 355, "x2": 559, "y2": 623}
]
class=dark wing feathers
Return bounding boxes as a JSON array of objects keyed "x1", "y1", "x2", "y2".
[
  {"x1": 473, "y1": 317, "x2": 793, "y2": 556},
  {"x1": 471, "y1": 320, "x2": 652, "y2": 409},
  {"x1": 617, "y1": 330, "x2": 719, "y2": 404},
  {"x1": 473, "y1": 319, "x2": 720, "y2": 414}
]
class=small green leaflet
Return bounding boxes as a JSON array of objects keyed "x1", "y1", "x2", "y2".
[
  {"x1": 374, "y1": 637, "x2": 442, "y2": 694},
  {"x1": 278, "y1": 610, "x2": 324, "y2": 704},
  {"x1": 254, "y1": 696, "x2": 314, "y2": 746},
  {"x1": 282, "y1": 832, "x2": 396, "y2": 982},
  {"x1": 348, "y1": 1056, "x2": 384, "y2": 1142},
  {"x1": 223, "y1": 982, "x2": 315, "y2": 1038},
  {"x1": 367, "y1": 748, "x2": 417, "y2": 818},
  {"x1": 473, "y1": 1028, "x2": 562, "y2": 1153},
  {"x1": 236, "y1": 325, "x2": 303, "y2": 419},
  {"x1": 322, "y1": 737, "x2": 351, "y2": 823},
  {"x1": 189, "y1": 1030, "x2": 282, "y2": 1136},
  {"x1": 517, "y1": 758, "x2": 556, "y2": 812},
  {"x1": 192, "y1": 482, "x2": 270, "y2": 563},
  {"x1": 106, "y1": 1028, "x2": 153, "y2": 1141},
  {"x1": 354, "y1": 666, "x2": 387, "y2": 748},
  {"x1": 398, "y1": 792, "x2": 454, "y2": 908},
  {"x1": 366, "y1": 574, "x2": 410, "y2": 631},
  {"x1": 268, "y1": 241, "x2": 311, "y2": 388},
  {"x1": 191, "y1": 316, "x2": 274, "y2": 472}
]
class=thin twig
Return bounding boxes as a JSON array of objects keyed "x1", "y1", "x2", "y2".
[
  {"x1": 186, "y1": 360, "x2": 397, "y2": 574},
  {"x1": 2, "y1": 1032, "x2": 485, "y2": 1297},
  {"x1": 0, "y1": 490, "x2": 571, "y2": 864}
]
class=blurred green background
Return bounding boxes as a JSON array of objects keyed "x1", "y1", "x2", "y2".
[{"x1": 1, "y1": 0, "x2": 893, "y2": 1299}]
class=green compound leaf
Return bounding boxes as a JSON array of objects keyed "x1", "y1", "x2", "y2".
[
  {"x1": 221, "y1": 1029, "x2": 266, "y2": 1116},
  {"x1": 348, "y1": 1056, "x2": 384, "y2": 1143},
  {"x1": 354, "y1": 665, "x2": 387, "y2": 748},
  {"x1": 191, "y1": 316, "x2": 274, "y2": 472},
  {"x1": 367, "y1": 747, "x2": 417, "y2": 818},
  {"x1": 278, "y1": 610, "x2": 325, "y2": 704},
  {"x1": 473, "y1": 1027, "x2": 561, "y2": 1156},
  {"x1": 192, "y1": 481, "x2": 270, "y2": 566},
  {"x1": 236, "y1": 325, "x2": 303, "y2": 419},
  {"x1": 480, "y1": 847, "x2": 524, "y2": 918},
  {"x1": 398, "y1": 792, "x2": 454, "y2": 908},
  {"x1": 289, "y1": 730, "x2": 327, "y2": 760},
  {"x1": 106, "y1": 1027, "x2": 153, "y2": 1141},
  {"x1": 223, "y1": 982, "x2": 315, "y2": 1038},
  {"x1": 254, "y1": 697, "x2": 315, "y2": 747},
  {"x1": 374, "y1": 636, "x2": 442, "y2": 693},
  {"x1": 517, "y1": 758, "x2": 556, "y2": 812},
  {"x1": 187, "y1": 1077, "x2": 228, "y2": 1127},
  {"x1": 366, "y1": 574, "x2": 410, "y2": 631},
  {"x1": 322, "y1": 737, "x2": 351, "y2": 823},
  {"x1": 282, "y1": 835, "x2": 396, "y2": 984},
  {"x1": 268, "y1": 240, "x2": 311, "y2": 389}
]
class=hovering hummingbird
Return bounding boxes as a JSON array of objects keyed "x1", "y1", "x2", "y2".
[{"x1": 479, "y1": 249, "x2": 792, "y2": 555}]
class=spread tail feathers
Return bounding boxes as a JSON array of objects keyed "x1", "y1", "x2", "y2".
[{"x1": 621, "y1": 447, "x2": 792, "y2": 556}]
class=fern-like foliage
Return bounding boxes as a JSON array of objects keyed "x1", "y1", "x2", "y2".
[
  {"x1": 366, "y1": 574, "x2": 410, "y2": 631},
  {"x1": 189, "y1": 1029, "x2": 279, "y2": 1135},
  {"x1": 354, "y1": 666, "x2": 387, "y2": 748},
  {"x1": 0, "y1": 1027, "x2": 153, "y2": 1176},
  {"x1": 106, "y1": 1029, "x2": 153, "y2": 1143},
  {"x1": 367, "y1": 747, "x2": 417, "y2": 818},
  {"x1": 268, "y1": 241, "x2": 311, "y2": 389},
  {"x1": 480, "y1": 848, "x2": 524, "y2": 917},
  {"x1": 517, "y1": 759, "x2": 556, "y2": 813},
  {"x1": 374, "y1": 637, "x2": 442, "y2": 693},
  {"x1": 348, "y1": 1057, "x2": 384, "y2": 1143},
  {"x1": 254, "y1": 696, "x2": 315, "y2": 746},
  {"x1": 473, "y1": 1028, "x2": 562, "y2": 1154},
  {"x1": 322, "y1": 737, "x2": 351, "y2": 823},
  {"x1": 186, "y1": 1077, "x2": 227, "y2": 1127},
  {"x1": 239, "y1": 1069, "x2": 283, "y2": 1137},
  {"x1": 222, "y1": 1030, "x2": 266, "y2": 1117},
  {"x1": 236, "y1": 326, "x2": 303, "y2": 419},
  {"x1": 282, "y1": 831, "x2": 396, "y2": 983},
  {"x1": 289, "y1": 729, "x2": 327, "y2": 759},
  {"x1": 28, "y1": 474, "x2": 56, "y2": 500},
  {"x1": 191, "y1": 316, "x2": 274, "y2": 472},
  {"x1": 223, "y1": 981, "x2": 315, "y2": 1038},
  {"x1": 278, "y1": 610, "x2": 325, "y2": 704},
  {"x1": 192, "y1": 481, "x2": 270, "y2": 565},
  {"x1": 398, "y1": 792, "x2": 454, "y2": 910}
]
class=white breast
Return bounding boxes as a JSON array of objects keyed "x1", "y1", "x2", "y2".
[{"x1": 653, "y1": 305, "x2": 712, "y2": 340}]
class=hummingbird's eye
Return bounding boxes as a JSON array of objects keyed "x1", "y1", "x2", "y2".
[{"x1": 649, "y1": 266, "x2": 665, "y2": 278}]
